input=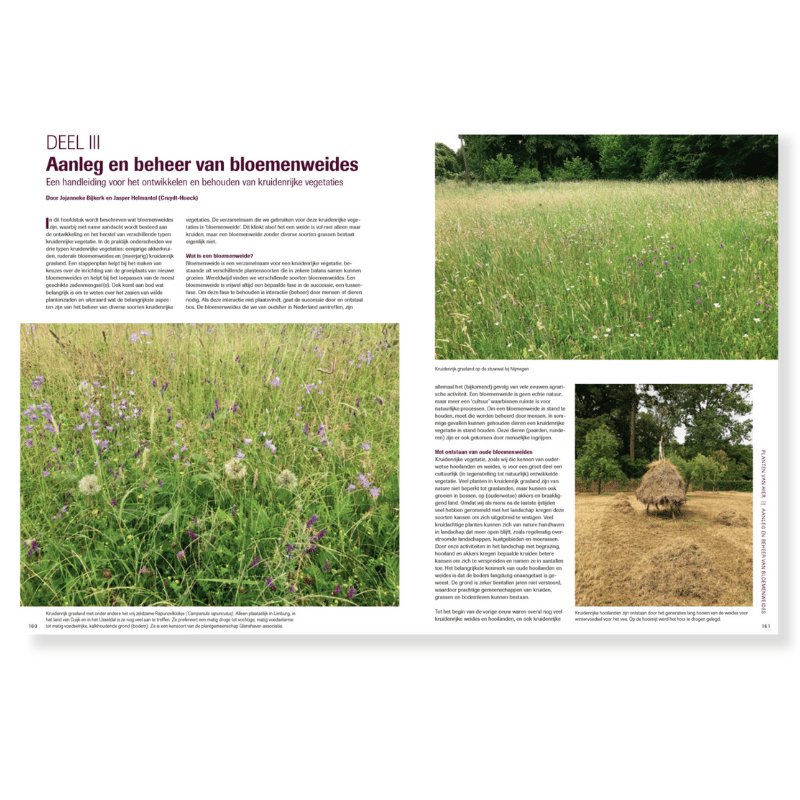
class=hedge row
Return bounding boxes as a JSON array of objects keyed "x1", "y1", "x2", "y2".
[
  {"x1": 695, "y1": 480, "x2": 753, "y2": 492},
  {"x1": 575, "y1": 480, "x2": 640, "y2": 493}
]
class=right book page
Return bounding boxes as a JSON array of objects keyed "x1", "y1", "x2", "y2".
[{"x1": 432, "y1": 134, "x2": 778, "y2": 634}]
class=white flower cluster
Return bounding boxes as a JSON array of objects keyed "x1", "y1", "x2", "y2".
[
  {"x1": 224, "y1": 458, "x2": 247, "y2": 481},
  {"x1": 78, "y1": 474, "x2": 102, "y2": 496},
  {"x1": 275, "y1": 469, "x2": 298, "y2": 491}
]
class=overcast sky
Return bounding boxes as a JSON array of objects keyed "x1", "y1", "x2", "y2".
[{"x1": 434, "y1": 133, "x2": 461, "y2": 152}]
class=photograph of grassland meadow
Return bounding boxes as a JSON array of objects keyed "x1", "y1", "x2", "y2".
[
  {"x1": 574, "y1": 384, "x2": 753, "y2": 607},
  {"x1": 435, "y1": 135, "x2": 778, "y2": 360},
  {"x1": 20, "y1": 323, "x2": 399, "y2": 607}
]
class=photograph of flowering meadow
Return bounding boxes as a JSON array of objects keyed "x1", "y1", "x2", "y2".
[
  {"x1": 435, "y1": 135, "x2": 778, "y2": 360},
  {"x1": 21, "y1": 323, "x2": 399, "y2": 607}
]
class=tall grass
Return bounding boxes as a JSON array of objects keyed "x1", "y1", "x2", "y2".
[
  {"x1": 21, "y1": 323, "x2": 399, "y2": 607},
  {"x1": 435, "y1": 180, "x2": 778, "y2": 359}
]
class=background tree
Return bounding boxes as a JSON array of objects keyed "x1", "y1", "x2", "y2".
[
  {"x1": 459, "y1": 135, "x2": 589, "y2": 180},
  {"x1": 596, "y1": 135, "x2": 651, "y2": 178},
  {"x1": 575, "y1": 426, "x2": 627, "y2": 493},
  {"x1": 575, "y1": 384, "x2": 651, "y2": 470},
  {"x1": 575, "y1": 384, "x2": 630, "y2": 457},
  {"x1": 652, "y1": 384, "x2": 753, "y2": 458},
  {"x1": 692, "y1": 453, "x2": 727, "y2": 491},
  {"x1": 634, "y1": 411, "x2": 672, "y2": 462},
  {"x1": 727, "y1": 444, "x2": 754, "y2": 480},
  {"x1": 643, "y1": 135, "x2": 779, "y2": 179},
  {"x1": 435, "y1": 142, "x2": 461, "y2": 180},
  {"x1": 484, "y1": 153, "x2": 517, "y2": 182},
  {"x1": 548, "y1": 156, "x2": 595, "y2": 181},
  {"x1": 450, "y1": 135, "x2": 777, "y2": 182},
  {"x1": 530, "y1": 135, "x2": 583, "y2": 174},
  {"x1": 575, "y1": 384, "x2": 751, "y2": 486},
  {"x1": 664, "y1": 450, "x2": 697, "y2": 491},
  {"x1": 628, "y1": 384, "x2": 637, "y2": 461}
]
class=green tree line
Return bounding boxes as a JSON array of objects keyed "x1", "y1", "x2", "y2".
[
  {"x1": 575, "y1": 384, "x2": 753, "y2": 491},
  {"x1": 435, "y1": 135, "x2": 778, "y2": 182}
]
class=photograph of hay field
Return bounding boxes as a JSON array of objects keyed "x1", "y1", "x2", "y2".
[
  {"x1": 574, "y1": 384, "x2": 753, "y2": 606},
  {"x1": 20, "y1": 323, "x2": 399, "y2": 607},
  {"x1": 435, "y1": 135, "x2": 778, "y2": 360}
]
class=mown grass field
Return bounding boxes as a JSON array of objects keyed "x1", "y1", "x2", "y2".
[
  {"x1": 435, "y1": 180, "x2": 778, "y2": 359},
  {"x1": 21, "y1": 323, "x2": 399, "y2": 607},
  {"x1": 575, "y1": 491, "x2": 753, "y2": 607}
]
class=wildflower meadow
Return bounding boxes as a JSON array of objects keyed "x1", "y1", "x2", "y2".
[
  {"x1": 435, "y1": 180, "x2": 777, "y2": 359},
  {"x1": 20, "y1": 323, "x2": 399, "y2": 606}
]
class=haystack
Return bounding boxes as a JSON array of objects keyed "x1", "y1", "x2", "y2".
[{"x1": 636, "y1": 458, "x2": 686, "y2": 519}]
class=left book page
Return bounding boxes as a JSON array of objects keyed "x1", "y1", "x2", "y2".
[{"x1": 19, "y1": 127, "x2": 428, "y2": 634}]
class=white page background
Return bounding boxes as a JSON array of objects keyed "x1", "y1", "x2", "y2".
[{"x1": 6, "y1": 4, "x2": 798, "y2": 797}]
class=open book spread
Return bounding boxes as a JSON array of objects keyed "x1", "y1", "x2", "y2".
[{"x1": 21, "y1": 130, "x2": 779, "y2": 635}]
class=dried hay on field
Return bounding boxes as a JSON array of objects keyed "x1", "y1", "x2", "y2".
[
  {"x1": 636, "y1": 458, "x2": 686, "y2": 517},
  {"x1": 609, "y1": 493, "x2": 634, "y2": 514},
  {"x1": 630, "y1": 538, "x2": 721, "y2": 605},
  {"x1": 575, "y1": 491, "x2": 753, "y2": 607},
  {"x1": 715, "y1": 511, "x2": 749, "y2": 527}
]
